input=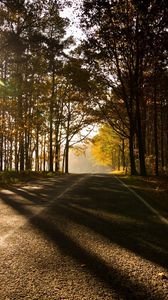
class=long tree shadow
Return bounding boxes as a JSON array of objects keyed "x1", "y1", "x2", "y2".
[
  {"x1": 116, "y1": 174, "x2": 168, "y2": 216},
  {"x1": 1, "y1": 174, "x2": 168, "y2": 269},
  {"x1": 0, "y1": 174, "x2": 81, "y2": 206},
  {"x1": 0, "y1": 193, "x2": 165, "y2": 300},
  {"x1": 1, "y1": 174, "x2": 168, "y2": 268},
  {"x1": 60, "y1": 175, "x2": 168, "y2": 268},
  {"x1": 0, "y1": 174, "x2": 168, "y2": 299},
  {"x1": 54, "y1": 200, "x2": 168, "y2": 268}
]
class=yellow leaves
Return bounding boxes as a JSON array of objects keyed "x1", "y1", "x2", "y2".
[
  {"x1": 91, "y1": 124, "x2": 120, "y2": 166},
  {"x1": 0, "y1": 79, "x2": 5, "y2": 87}
]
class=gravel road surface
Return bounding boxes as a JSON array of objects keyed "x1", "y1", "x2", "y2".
[{"x1": 0, "y1": 174, "x2": 168, "y2": 300}]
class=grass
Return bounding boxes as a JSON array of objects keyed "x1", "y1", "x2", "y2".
[
  {"x1": 0, "y1": 170, "x2": 63, "y2": 186},
  {"x1": 114, "y1": 173, "x2": 168, "y2": 218}
]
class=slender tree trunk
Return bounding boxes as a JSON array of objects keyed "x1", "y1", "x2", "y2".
[
  {"x1": 43, "y1": 134, "x2": 46, "y2": 172},
  {"x1": 153, "y1": 78, "x2": 159, "y2": 176},
  {"x1": 35, "y1": 127, "x2": 39, "y2": 171},
  {"x1": 17, "y1": 75, "x2": 24, "y2": 171},
  {"x1": 0, "y1": 61, "x2": 7, "y2": 171},
  {"x1": 25, "y1": 128, "x2": 29, "y2": 170},
  {"x1": 0, "y1": 101, "x2": 4, "y2": 171},
  {"x1": 121, "y1": 139, "x2": 126, "y2": 171},
  {"x1": 19, "y1": 135, "x2": 24, "y2": 171},
  {"x1": 62, "y1": 148, "x2": 65, "y2": 173},
  {"x1": 129, "y1": 126, "x2": 137, "y2": 175},
  {"x1": 49, "y1": 68, "x2": 55, "y2": 172},
  {"x1": 135, "y1": 75, "x2": 146, "y2": 176},
  {"x1": 9, "y1": 138, "x2": 13, "y2": 170},
  {"x1": 65, "y1": 102, "x2": 71, "y2": 174},
  {"x1": 160, "y1": 98, "x2": 164, "y2": 172},
  {"x1": 0, "y1": 134, "x2": 3, "y2": 171},
  {"x1": 65, "y1": 139, "x2": 69, "y2": 174},
  {"x1": 136, "y1": 111, "x2": 147, "y2": 176},
  {"x1": 4, "y1": 136, "x2": 7, "y2": 170},
  {"x1": 55, "y1": 143, "x2": 60, "y2": 172},
  {"x1": 166, "y1": 107, "x2": 168, "y2": 171},
  {"x1": 118, "y1": 144, "x2": 121, "y2": 171},
  {"x1": 134, "y1": 13, "x2": 146, "y2": 176},
  {"x1": 49, "y1": 101, "x2": 53, "y2": 172},
  {"x1": 15, "y1": 130, "x2": 18, "y2": 171},
  {"x1": 19, "y1": 113, "x2": 24, "y2": 171},
  {"x1": 55, "y1": 123, "x2": 60, "y2": 172},
  {"x1": 6, "y1": 139, "x2": 9, "y2": 170}
]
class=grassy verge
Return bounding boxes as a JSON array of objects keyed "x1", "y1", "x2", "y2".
[
  {"x1": 0, "y1": 170, "x2": 63, "y2": 186},
  {"x1": 113, "y1": 172, "x2": 168, "y2": 218}
]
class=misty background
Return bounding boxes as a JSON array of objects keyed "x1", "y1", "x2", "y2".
[{"x1": 69, "y1": 147, "x2": 111, "y2": 174}]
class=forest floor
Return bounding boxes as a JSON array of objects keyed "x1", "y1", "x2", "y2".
[
  {"x1": 0, "y1": 170, "x2": 64, "y2": 185},
  {"x1": 116, "y1": 173, "x2": 168, "y2": 219}
]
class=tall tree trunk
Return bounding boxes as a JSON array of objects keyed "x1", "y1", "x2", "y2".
[
  {"x1": 129, "y1": 137, "x2": 137, "y2": 175},
  {"x1": 49, "y1": 100, "x2": 53, "y2": 172},
  {"x1": 166, "y1": 107, "x2": 168, "y2": 171},
  {"x1": 65, "y1": 139, "x2": 69, "y2": 174},
  {"x1": 129, "y1": 126, "x2": 137, "y2": 175},
  {"x1": 160, "y1": 98, "x2": 164, "y2": 172},
  {"x1": 0, "y1": 134, "x2": 3, "y2": 171},
  {"x1": 35, "y1": 127, "x2": 39, "y2": 171},
  {"x1": 55, "y1": 124, "x2": 60, "y2": 172},
  {"x1": 134, "y1": 13, "x2": 146, "y2": 176},
  {"x1": 153, "y1": 77, "x2": 159, "y2": 176},
  {"x1": 9, "y1": 138, "x2": 13, "y2": 170},
  {"x1": 25, "y1": 128, "x2": 29, "y2": 170},
  {"x1": 0, "y1": 60, "x2": 8, "y2": 171},
  {"x1": 62, "y1": 148, "x2": 65, "y2": 173},
  {"x1": 55, "y1": 143, "x2": 60, "y2": 172},
  {"x1": 15, "y1": 130, "x2": 19, "y2": 171},
  {"x1": 136, "y1": 108, "x2": 147, "y2": 176},
  {"x1": 4, "y1": 136, "x2": 7, "y2": 170},
  {"x1": 121, "y1": 139, "x2": 126, "y2": 171},
  {"x1": 43, "y1": 134, "x2": 46, "y2": 172},
  {"x1": 19, "y1": 135, "x2": 24, "y2": 171},
  {"x1": 17, "y1": 66, "x2": 24, "y2": 171},
  {"x1": 65, "y1": 102, "x2": 71, "y2": 174},
  {"x1": 135, "y1": 79, "x2": 146, "y2": 176},
  {"x1": 19, "y1": 97, "x2": 24, "y2": 171},
  {"x1": 49, "y1": 68, "x2": 55, "y2": 172},
  {"x1": 118, "y1": 144, "x2": 121, "y2": 171}
]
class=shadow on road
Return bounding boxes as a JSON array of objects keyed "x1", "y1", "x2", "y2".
[{"x1": 0, "y1": 174, "x2": 167, "y2": 300}]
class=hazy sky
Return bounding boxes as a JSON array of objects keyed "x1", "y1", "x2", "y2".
[
  {"x1": 60, "y1": 1, "x2": 84, "y2": 43},
  {"x1": 60, "y1": 1, "x2": 98, "y2": 143}
]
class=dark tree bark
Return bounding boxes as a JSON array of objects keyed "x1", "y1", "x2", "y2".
[
  {"x1": 0, "y1": 134, "x2": 3, "y2": 171},
  {"x1": 35, "y1": 127, "x2": 39, "y2": 171},
  {"x1": 55, "y1": 124, "x2": 60, "y2": 172},
  {"x1": 64, "y1": 101, "x2": 71, "y2": 174},
  {"x1": 129, "y1": 132, "x2": 137, "y2": 175},
  {"x1": 49, "y1": 68, "x2": 55, "y2": 172},
  {"x1": 160, "y1": 98, "x2": 164, "y2": 171},
  {"x1": 153, "y1": 72, "x2": 159, "y2": 176}
]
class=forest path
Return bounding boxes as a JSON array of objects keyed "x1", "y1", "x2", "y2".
[{"x1": 0, "y1": 174, "x2": 168, "y2": 300}]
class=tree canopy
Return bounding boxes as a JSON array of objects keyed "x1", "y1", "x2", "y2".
[
  {"x1": 80, "y1": 0, "x2": 168, "y2": 175},
  {"x1": 0, "y1": 0, "x2": 168, "y2": 175}
]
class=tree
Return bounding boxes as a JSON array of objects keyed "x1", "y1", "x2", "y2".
[
  {"x1": 0, "y1": 0, "x2": 73, "y2": 172},
  {"x1": 80, "y1": 0, "x2": 168, "y2": 176},
  {"x1": 92, "y1": 125, "x2": 127, "y2": 171}
]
